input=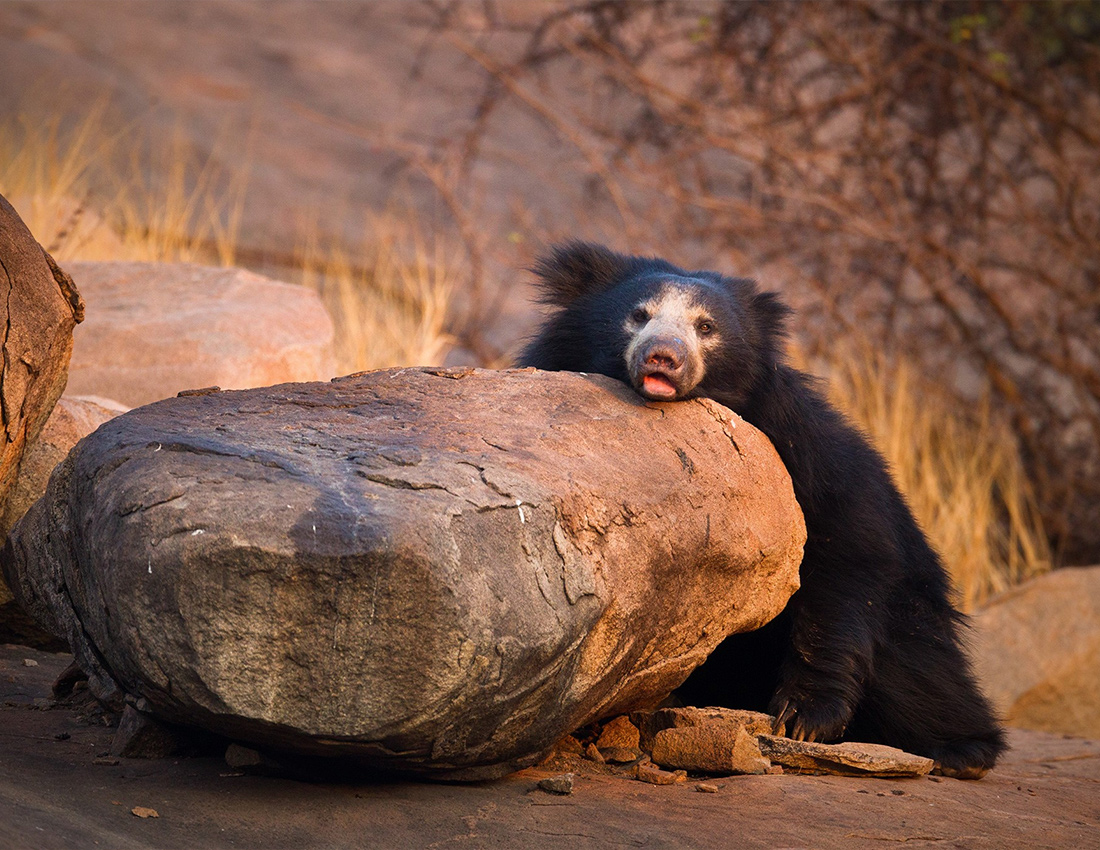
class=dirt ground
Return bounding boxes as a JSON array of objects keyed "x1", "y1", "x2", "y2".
[{"x1": 2, "y1": 645, "x2": 1098, "y2": 850}]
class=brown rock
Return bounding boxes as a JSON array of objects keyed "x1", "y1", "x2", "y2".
[
  {"x1": 584, "y1": 743, "x2": 605, "y2": 763},
  {"x1": 635, "y1": 764, "x2": 687, "y2": 785},
  {"x1": 599, "y1": 747, "x2": 642, "y2": 765},
  {"x1": 595, "y1": 715, "x2": 640, "y2": 750},
  {"x1": 971, "y1": 566, "x2": 1100, "y2": 739},
  {"x1": 757, "y1": 736, "x2": 934, "y2": 778},
  {"x1": 552, "y1": 735, "x2": 584, "y2": 756},
  {"x1": 651, "y1": 725, "x2": 770, "y2": 775},
  {"x1": 0, "y1": 394, "x2": 128, "y2": 538},
  {"x1": 633, "y1": 706, "x2": 777, "y2": 752},
  {"x1": 1, "y1": 368, "x2": 805, "y2": 780},
  {"x1": 64, "y1": 261, "x2": 335, "y2": 407},
  {"x1": 0, "y1": 193, "x2": 83, "y2": 590},
  {"x1": 0, "y1": 393, "x2": 126, "y2": 649}
]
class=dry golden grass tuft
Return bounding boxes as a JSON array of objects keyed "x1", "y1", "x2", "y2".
[
  {"x1": 0, "y1": 104, "x2": 246, "y2": 264},
  {"x1": 800, "y1": 344, "x2": 1052, "y2": 612},
  {"x1": 0, "y1": 106, "x2": 454, "y2": 372},
  {"x1": 297, "y1": 215, "x2": 457, "y2": 373}
]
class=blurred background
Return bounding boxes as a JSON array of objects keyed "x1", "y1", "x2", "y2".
[{"x1": 1, "y1": 0, "x2": 1097, "y2": 606}]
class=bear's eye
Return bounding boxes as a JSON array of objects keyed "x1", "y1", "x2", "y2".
[
  {"x1": 630, "y1": 308, "x2": 649, "y2": 324},
  {"x1": 697, "y1": 320, "x2": 715, "y2": 335}
]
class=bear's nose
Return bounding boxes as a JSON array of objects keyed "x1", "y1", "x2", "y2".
[{"x1": 644, "y1": 338, "x2": 686, "y2": 371}]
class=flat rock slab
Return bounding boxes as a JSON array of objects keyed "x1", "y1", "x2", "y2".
[
  {"x1": 2, "y1": 367, "x2": 804, "y2": 779},
  {"x1": 2, "y1": 646, "x2": 1098, "y2": 850},
  {"x1": 757, "y1": 735, "x2": 934, "y2": 778}
]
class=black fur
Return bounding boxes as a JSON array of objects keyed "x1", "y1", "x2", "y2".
[{"x1": 517, "y1": 242, "x2": 1006, "y2": 778}]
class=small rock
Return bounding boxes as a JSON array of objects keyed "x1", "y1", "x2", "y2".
[
  {"x1": 595, "y1": 715, "x2": 641, "y2": 750},
  {"x1": 93, "y1": 756, "x2": 120, "y2": 766},
  {"x1": 635, "y1": 764, "x2": 687, "y2": 786},
  {"x1": 584, "y1": 743, "x2": 605, "y2": 764},
  {"x1": 130, "y1": 806, "x2": 159, "y2": 819},
  {"x1": 110, "y1": 705, "x2": 183, "y2": 759},
  {"x1": 695, "y1": 782, "x2": 719, "y2": 793},
  {"x1": 651, "y1": 724, "x2": 770, "y2": 775},
  {"x1": 537, "y1": 773, "x2": 575, "y2": 795},
  {"x1": 21, "y1": 658, "x2": 38, "y2": 667},
  {"x1": 224, "y1": 743, "x2": 284, "y2": 774},
  {"x1": 553, "y1": 734, "x2": 584, "y2": 756},
  {"x1": 756, "y1": 736, "x2": 934, "y2": 778},
  {"x1": 599, "y1": 746, "x2": 642, "y2": 764},
  {"x1": 632, "y1": 706, "x2": 777, "y2": 751}
]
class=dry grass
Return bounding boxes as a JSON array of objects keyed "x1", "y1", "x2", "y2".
[
  {"x1": 0, "y1": 106, "x2": 455, "y2": 372},
  {"x1": 298, "y1": 215, "x2": 457, "y2": 373},
  {"x1": 801, "y1": 344, "x2": 1052, "y2": 611},
  {"x1": 0, "y1": 104, "x2": 245, "y2": 264}
]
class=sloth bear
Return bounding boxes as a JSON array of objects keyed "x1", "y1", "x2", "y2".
[{"x1": 517, "y1": 242, "x2": 1006, "y2": 779}]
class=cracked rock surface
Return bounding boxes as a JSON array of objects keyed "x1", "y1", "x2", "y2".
[{"x1": 1, "y1": 367, "x2": 804, "y2": 779}]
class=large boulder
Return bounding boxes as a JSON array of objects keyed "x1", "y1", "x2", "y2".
[
  {"x1": 1, "y1": 367, "x2": 805, "y2": 779},
  {"x1": 0, "y1": 193, "x2": 83, "y2": 605},
  {"x1": 65, "y1": 261, "x2": 336, "y2": 407},
  {"x1": 971, "y1": 566, "x2": 1100, "y2": 739}
]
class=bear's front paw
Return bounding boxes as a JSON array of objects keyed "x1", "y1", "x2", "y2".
[{"x1": 769, "y1": 684, "x2": 853, "y2": 743}]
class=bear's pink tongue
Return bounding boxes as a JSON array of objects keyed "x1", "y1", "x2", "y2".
[{"x1": 642, "y1": 373, "x2": 678, "y2": 400}]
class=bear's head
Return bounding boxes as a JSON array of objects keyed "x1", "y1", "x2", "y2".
[{"x1": 525, "y1": 242, "x2": 790, "y2": 409}]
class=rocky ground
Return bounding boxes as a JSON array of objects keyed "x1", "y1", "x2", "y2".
[{"x1": 3, "y1": 645, "x2": 1098, "y2": 850}]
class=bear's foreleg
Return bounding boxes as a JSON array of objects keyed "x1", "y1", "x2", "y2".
[{"x1": 768, "y1": 578, "x2": 885, "y2": 741}]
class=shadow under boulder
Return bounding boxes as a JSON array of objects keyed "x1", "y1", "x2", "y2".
[{"x1": 1, "y1": 367, "x2": 804, "y2": 779}]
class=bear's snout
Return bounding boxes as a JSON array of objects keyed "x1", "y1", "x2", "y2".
[
  {"x1": 631, "y1": 336, "x2": 699, "y2": 401},
  {"x1": 645, "y1": 339, "x2": 686, "y2": 371}
]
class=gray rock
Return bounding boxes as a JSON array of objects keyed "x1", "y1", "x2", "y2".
[
  {"x1": 110, "y1": 705, "x2": 184, "y2": 759},
  {"x1": 537, "y1": 773, "x2": 575, "y2": 795},
  {"x1": 1, "y1": 367, "x2": 804, "y2": 779}
]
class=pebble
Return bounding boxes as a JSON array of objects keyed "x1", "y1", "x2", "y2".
[
  {"x1": 635, "y1": 764, "x2": 687, "y2": 786},
  {"x1": 537, "y1": 773, "x2": 575, "y2": 795},
  {"x1": 600, "y1": 746, "x2": 641, "y2": 764},
  {"x1": 695, "y1": 782, "x2": 719, "y2": 793}
]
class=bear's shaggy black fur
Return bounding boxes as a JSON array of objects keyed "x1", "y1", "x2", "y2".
[{"x1": 517, "y1": 242, "x2": 1006, "y2": 778}]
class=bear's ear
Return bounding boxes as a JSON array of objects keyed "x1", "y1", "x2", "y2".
[
  {"x1": 531, "y1": 241, "x2": 634, "y2": 306},
  {"x1": 751, "y1": 290, "x2": 792, "y2": 341}
]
